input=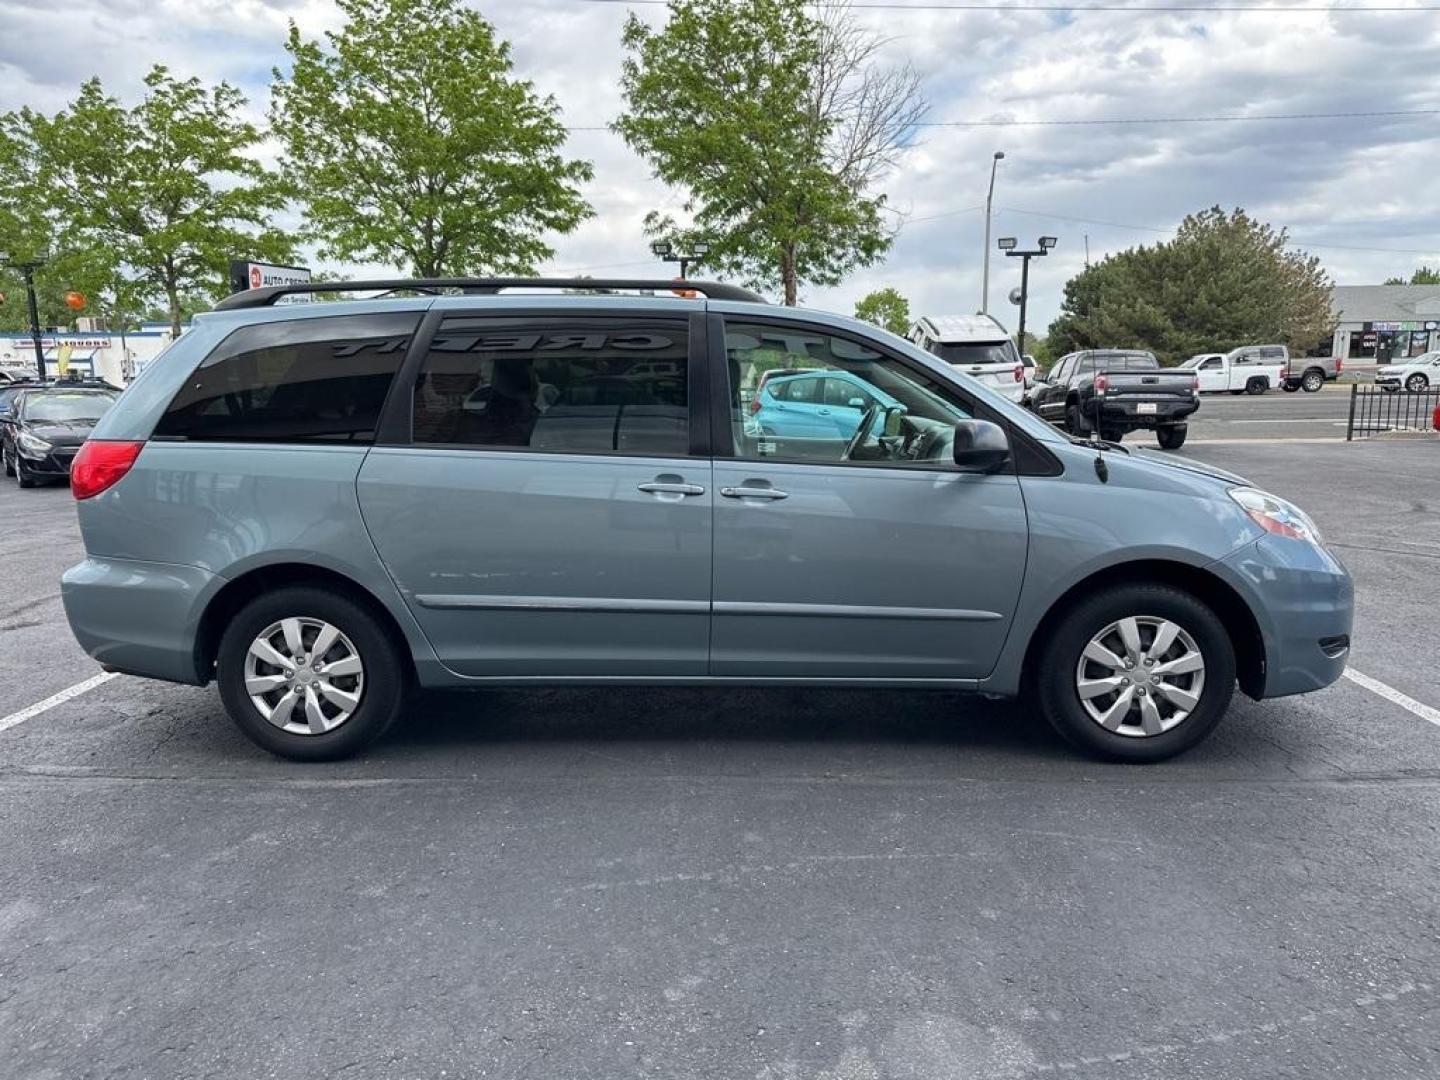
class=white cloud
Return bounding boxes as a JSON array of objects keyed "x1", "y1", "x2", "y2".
[{"x1": 3, "y1": 0, "x2": 1438, "y2": 332}]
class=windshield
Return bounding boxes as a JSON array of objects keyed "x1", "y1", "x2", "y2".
[
  {"x1": 22, "y1": 391, "x2": 117, "y2": 423},
  {"x1": 930, "y1": 341, "x2": 1018, "y2": 367},
  {"x1": 1179, "y1": 355, "x2": 1211, "y2": 369}
]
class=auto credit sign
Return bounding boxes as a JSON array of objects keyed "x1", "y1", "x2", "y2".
[{"x1": 228, "y1": 260, "x2": 312, "y2": 302}]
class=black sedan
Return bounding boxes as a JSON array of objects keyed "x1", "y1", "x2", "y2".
[{"x1": 1, "y1": 386, "x2": 120, "y2": 488}]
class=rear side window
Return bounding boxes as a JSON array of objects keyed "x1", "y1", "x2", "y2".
[
  {"x1": 411, "y1": 317, "x2": 689, "y2": 456},
  {"x1": 1259, "y1": 346, "x2": 1285, "y2": 359},
  {"x1": 155, "y1": 313, "x2": 418, "y2": 443}
]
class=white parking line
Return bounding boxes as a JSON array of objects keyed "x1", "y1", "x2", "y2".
[
  {"x1": 1344, "y1": 669, "x2": 1440, "y2": 729},
  {"x1": 0, "y1": 672, "x2": 117, "y2": 735}
]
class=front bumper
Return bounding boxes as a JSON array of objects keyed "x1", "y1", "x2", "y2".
[
  {"x1": 61, "y1": 556, "x2": 220, "y2": 685},
  {"x1": 1213, "y1": 536, "x2": 1353, "y2": 698},
  {"x1": 17, "y1": 444, "x2": 81, "y2": 475}
]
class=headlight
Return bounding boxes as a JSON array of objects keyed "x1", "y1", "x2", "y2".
[
  {"x1": 16, "y1": 431, "x2": 52, "y2": 456},
  {"x1": 1229, "y1": 486, "x2": 1322, "y2": 543}
]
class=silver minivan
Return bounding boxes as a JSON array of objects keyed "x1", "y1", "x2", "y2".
[{"x1": 61, "y1": 279, "x2": 1352, "y2": 763}]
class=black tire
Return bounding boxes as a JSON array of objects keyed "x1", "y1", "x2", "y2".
[
  {"x1": 217, "y1": 586, "x2": 408, "y2": 761},
  {"x1": 1281, "y1": 381, "x2": 1300, "y2": 393},
  {"x1": 1382, "y1": 384, "x2": 1399, "y2": 393},
  {"x1": 1156, "y1": 424, "x2": 1187, "y2": 450},
  {"x1": 1065, "y1": 399, "x2": 1092, "y2": 436},
  {"x1": 1301, "y1": 369, "x2": 1324, "y2": 393},
  {"x1": 1245, "y1": 377, "x2": 1267, "y2": 395},
  {"x1": 1036, "y1": 583, "x2": 1236, "y2": 763},
  {"x1": 1228, "y1": 389, "x2": 1244, "y2": 396},
  {"x1": 15, "y1": 458, "x2": 37, "y2": 488},
  {"x1": 1406, "y1": 374, "x2": 1428, "y2": 393},
  {"x1": 2, "y1": 448, "x2": 12, "y2": 477}
]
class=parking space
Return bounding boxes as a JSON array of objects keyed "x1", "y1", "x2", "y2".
[
  {"x1": 1180, "y1": 385, "x2": 1353, "y2": 443},
  {"x1": 2, "y1": 438, "x2": 1438, "y2": 1079}
]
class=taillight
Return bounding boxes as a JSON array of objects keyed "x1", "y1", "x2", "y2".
[
  {"x1": 1192, "y1": 376, "x2": 1200, "y2": 393},
  {"x1": 748, "y1": 396, "x2": 761, "y2": 414},
  {"x1": 1013, "y1": 364, "x2": 1024, "y2": 383},
  {"x1": 1094, "y1": 373, "x2": 1109, "y2": 392},
  {"x1": 1335, "y1": 357, "x2": 1343, "y2": 374},
  {"x1": 70, "y1": 439, "x2": 143, "y2": 500}
]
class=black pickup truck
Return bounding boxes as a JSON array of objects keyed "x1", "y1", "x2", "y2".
[{"x1": 1029, "y1": 349, "x2": 1200, "y2": 449}]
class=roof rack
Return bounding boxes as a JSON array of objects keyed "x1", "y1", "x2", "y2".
[{"x1": 213, "y1": 277, "x2": 766, "y2": 311}]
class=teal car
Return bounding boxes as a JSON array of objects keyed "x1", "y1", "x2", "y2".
[{"x1": 750, "y1": 369, "x2": 902, "y2": 443}]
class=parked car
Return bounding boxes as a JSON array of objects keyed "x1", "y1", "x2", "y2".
[
  {"x1": 1280, "y1": 354, "x2": 1341, "y2": 393},
  {"x1": 1, "y1": 385, "x2": 119, "y2": 487},
  {"x1": 908, "y1": 314, "x2": 1026, "y2": 403},
  {"x1": 61, "y1": 277, "x2": 1351, "y2": 766},
  {"x1": 749, "y1": 368, "x2": 904, "y2": 444},
  {"x1": 1179, "y1": 346, "x2": 1285, "y2": 394},
  {"x1": 1375, "y1": 351, "x2": 1440, "y2": 393},
  {"x1": 1030, "y1": 349, "x2": 1199, "y2": 448}
]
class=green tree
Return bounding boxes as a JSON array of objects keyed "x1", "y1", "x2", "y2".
[
  {"x1": 16, "y1": 67, "x2": 292, "y2": 335},
  {"x1": 271, "y1": 0, "x2": 593, "y2": 279},
  {"x1": 1046, "y1": 207, "x2": 1333, "y2": 363},
  {"x1": 853, "y1": 287, "x2": 911, "y2": 335},
  {"x1": 1384, "y1": 266, "x2": 1440, "y2": 285},
  {"x1": 616, "y1": 0, "x2": 924, "y2": 305}
]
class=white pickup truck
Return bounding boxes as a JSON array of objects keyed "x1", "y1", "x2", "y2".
[
  {"x1": 908, "y1": 314, "x2": 1027, "y2": 403},
  {"x1": 1180, "y1": 345, "x2": 1287, "y2": 395}
]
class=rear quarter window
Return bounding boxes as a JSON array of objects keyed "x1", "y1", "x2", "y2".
[{"x1": 154, "y1": 313, "x2": 418, "y2": 443}]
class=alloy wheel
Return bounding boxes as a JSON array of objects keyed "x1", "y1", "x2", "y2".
[
  {"x1": 1074, "y1": 615, "x2": 1206, "y2": 738},
  {"x1": 1303, "y1": 371, "x2": 1323, "y2": 392},
  {"x1": 243, "y1": 617, "x2": 365, "y2": 735},
  {"x1": 1406, "y1": 374, "x2": 1427, "y2": 393}
]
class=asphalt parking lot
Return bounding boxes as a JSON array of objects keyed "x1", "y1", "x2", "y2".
[
  {"x1": 2, "y1": 434, "x2": 1438, "y2": 1078},
  {"x1": 1182, "y1": 384, "x2": 1353, "y2": 443}
]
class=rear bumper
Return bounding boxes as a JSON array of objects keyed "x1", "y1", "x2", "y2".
[
  {"x1": 1212, "y1": 537, "x2": 1354, "y2": 698},
  {"x1": 61, "y1": 556, "x2": 218, "y2": 685},
  {"x1": 1097, "y1": 399, "x2": 1198, "y2": 428}
]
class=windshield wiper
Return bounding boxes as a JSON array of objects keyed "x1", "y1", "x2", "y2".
[{"x1": 1068, "y1": 435, "x2": 1131, "y2": 455}]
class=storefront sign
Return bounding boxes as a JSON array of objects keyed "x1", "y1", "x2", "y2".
[{"x1": 228, "y1": 260, "x2": 312, "y2": 301}]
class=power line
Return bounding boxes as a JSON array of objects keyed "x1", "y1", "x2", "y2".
[
  {"x1": 564, "y1": 108, "x2": 1440, "y2": 131},
  {"x1": 915, "y1": 108, "x2": 1440, "y2": 126},
  {"x1": 995, "y1": 204, "x2": 1440, "y2": 254},
  {"x1": 566, "y1": 0, "x2": 1439, "y2": 12}
]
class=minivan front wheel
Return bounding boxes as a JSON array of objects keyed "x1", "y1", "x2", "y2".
[
  {"x1": 217, "y1": 587, "x2": 405, "y2": 761},
  {"x1": 1036, "y1": 584, "x2": 1235, "y2": 762}
]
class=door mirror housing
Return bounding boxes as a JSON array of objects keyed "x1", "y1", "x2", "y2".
[{"x1": 952, "y1": 419, "x2": 1010, "y2": 472}]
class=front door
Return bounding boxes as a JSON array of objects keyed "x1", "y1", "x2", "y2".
[
  {"x1": 1196, "y1": 356, "x2": 1227, "y2": 393},
  {"x1": 712, "y1": 317, "x2": 1029, "y2": 680},
  {"x1": 358, "y1": 311, "x2": 712, "y2": 677}
]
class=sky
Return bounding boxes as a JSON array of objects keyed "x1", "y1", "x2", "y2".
[{"x1": 2, "y1": 0, "x2": 1439, "y2": 332}]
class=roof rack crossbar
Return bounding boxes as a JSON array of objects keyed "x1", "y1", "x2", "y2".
[{"x1": 213, "y1": 277, "x2": 765, "y2": 311}]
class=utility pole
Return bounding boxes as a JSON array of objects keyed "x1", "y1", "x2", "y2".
[
  {"x1": 1084, "y1": 234, "x2": 1091, "y2": 270},
  {"x1": 998, "y1": 235, "x2": 1058, "y2": 356},
  {"x1": 981, "y1": 151, "x2": 1005, "y2": 315},
  {"x1": 0, "y1": 249, "x2": 50, "y2": 383}
]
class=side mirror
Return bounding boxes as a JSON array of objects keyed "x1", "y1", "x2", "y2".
[{"x1": 952, "y1": 419, "x2": 1010, "y2": 472}]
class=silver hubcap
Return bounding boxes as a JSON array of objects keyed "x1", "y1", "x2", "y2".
[
  {"x1": 243, "y1": 617, "x2": 364, "y2": 735},
  {"x1": 1075, "y1": 616, "x2": 1206, "y2": 738}
]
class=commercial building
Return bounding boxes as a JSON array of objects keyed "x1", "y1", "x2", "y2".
[
  {"x1": 1330, "y1": 285, "x2": 1440, "y2": 364},
  {"x1": 0, "y1": 324, "x2": 176, "y2": 385}
]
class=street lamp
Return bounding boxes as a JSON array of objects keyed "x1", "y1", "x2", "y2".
[
  {"x1": 981, "y1": 151, "x2": 1005, "y2": 315},
  {"x1": 0, "y1": 248, "x2": 50, "y2": 383},
  {"x1": 651, "y1": 239, "x2": 709, "y2": 280},
  {"x1": 999, "y1": 236, "x2": 1057, "y2": 358}
]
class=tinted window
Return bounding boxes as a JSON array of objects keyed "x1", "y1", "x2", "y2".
[
  {"x1": 156, "y1": 314, "x2": 417, "y2": 443},
  {"x1": 1094, "y1": 353, "x2": 1159, "y2": 371},
  {"x1": 823, "y1": 378, "x2": 868, "y2": 408},
  {"x1": 412, "y1": 317, "x2": 689, "y2": 456},
  {"x1": 728, "y1": 320, "x2": 975, "y2": 467},
  {"x1": 1259, "y1": 346, "x2": 1285, "y2": 359}
]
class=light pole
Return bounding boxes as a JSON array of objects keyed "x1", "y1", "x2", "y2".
[
  {"x1": 0, "y1": 248, "x2": 50, "y2": 383},
  {"x1": 981, "y1": 151, "x2": 1005, "y2": 315},
  {"x1": 998, "y1": 235, "x2": 1057, "y2": 354},
  {"x1": 650, "y1": 239, "x2": 711, "y2": 280}
]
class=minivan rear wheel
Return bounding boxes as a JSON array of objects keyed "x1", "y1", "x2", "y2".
[
  {"x1": 217, "y1": 587, "x2": 406, "y2": 761},
  {"x1": 1036, "y1": 584, "x2": 1235, "y2": 762}
]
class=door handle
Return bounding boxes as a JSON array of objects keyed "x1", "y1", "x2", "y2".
[
  {"x1": 720, "y1": 484, "x2": 789, "y2": 501},
  {"x1": 638, "y1": 478, "x2": 705, "y2": 496}
]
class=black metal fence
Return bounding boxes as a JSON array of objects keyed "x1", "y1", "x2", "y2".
[{"x1": 1346, "y1": 384, "x2": 1440, "y2": 440}]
